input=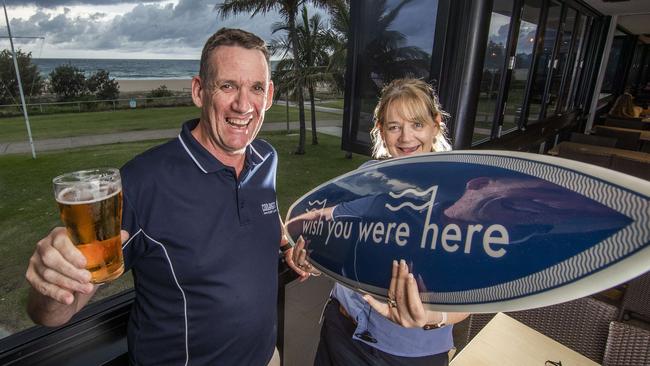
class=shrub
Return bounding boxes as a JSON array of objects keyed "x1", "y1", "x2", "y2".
[
  {"x1": 147, "y1": 85, "x2": 173, "y2": 98},
  {"x1": 49, "y1": 65, "x2": 87, "y2": 101},
  {"x1": 0, "y1": 49, "x2": 44, "y2": 105},
  {"x1": 87, "y1": 69, "x2": 120, "y2": 101}
]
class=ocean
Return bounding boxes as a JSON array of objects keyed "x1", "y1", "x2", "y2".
[
  {"x1": 33, "y1": 58, "x2": 280, "y2": 80},
  {"x1": 33, "y1": 58, "x2": 200, "y2": 80}
]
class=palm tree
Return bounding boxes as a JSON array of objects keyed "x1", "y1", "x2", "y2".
[
  {"x1": 360, "y1": 0, "x2": 430, "y2": 96},
  {"x1": 268, "y1": 37, "x2": 295, "y2": 134},
  {"x1": 324, "y1": 0, "x2": 349, "y2": 93},
  {"x1": 301, "y1": 10, "x2": 332, "y2": 145},
  {"x1": 271, "y1": 7, "x2": 332, "y2": 145},
  {"x1": 217, "y1": 0, "x2": 334, "y2": 154}
]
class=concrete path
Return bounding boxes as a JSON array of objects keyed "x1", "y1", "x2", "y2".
[
  {"x1": 0, "y1": 119, "x2": 342, "y2": 156},
  {"x1": 274, "y1": 99, "x2": 344, "y2": 115}
]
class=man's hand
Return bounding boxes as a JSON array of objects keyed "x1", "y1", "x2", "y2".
[
  {"x1": 26, "y1": 227, "x2": 95, "y2": 305},
  {"x1": 26, "y1": 227, "x2": 130, "y2": 326},
  {"x1": 282, "y1": 235, "x2": 320, "y2": 282},
  {"x1": 282, "y1": 235, "x2": 310, "y2": 282},
  {"x1": 26, "y1": 228, "x2": 130, "y2": 304}
]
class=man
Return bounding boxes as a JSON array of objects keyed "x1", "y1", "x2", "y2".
[{"x1": 25, "y1": 28, "x2": 283, "y2": 365}]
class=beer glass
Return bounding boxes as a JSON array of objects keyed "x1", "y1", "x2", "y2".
[{"x1": 53, "y1": 168, "x2": 124, "y2": 284}]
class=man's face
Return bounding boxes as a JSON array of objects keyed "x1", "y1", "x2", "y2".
[{"x1": 194, "y1": 45, "x2": 273, "y2": 155}]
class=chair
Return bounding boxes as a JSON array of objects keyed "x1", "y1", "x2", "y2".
[
  {"x1": 594, "y1": 126, "x2": 641, "y2": 150},
  {"x1": 569, "y1": 132, "x2": 618, "y2": 147},
  {"x1": 610, "y1": 156, "x2": 650, "y2": 180},
  {"x1": 619, "y1": 271, "x2": 650, "y2": 321},
  {"x1": 604, "y1": 118, "x2": 649, "y2": 131},
  {"x1": 602, "y1": 321, "x2": 650, "y2": 366},
  {"x1": 466, "y1": 297, "x2": 618, "y2": 363},
  {"x1": 558, "y1": 146, "x2": 613, "y2": 167}
]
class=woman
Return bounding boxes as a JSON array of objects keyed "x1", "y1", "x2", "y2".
[
  {"x1": 609, "y1": 92, "x2": 648, "y2": 119},
  {"x1": 291, "y1": 78, "x2": 469, "y2": 366}
]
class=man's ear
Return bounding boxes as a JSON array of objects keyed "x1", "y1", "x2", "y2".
[
  {"x1": 191, "y1": 76, "x2": 204, "y2": 108},
  {"x1": 265, "y1": 80, "x2": 275, "y2": 111}
]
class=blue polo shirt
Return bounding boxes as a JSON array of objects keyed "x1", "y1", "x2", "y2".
[{"x1": 119, "y1": 119, "x2": 281, "y2": 365}]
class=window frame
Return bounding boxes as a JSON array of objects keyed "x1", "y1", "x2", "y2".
[
  {"x1": 341, "y1": 0, "x2": 452, "y2": 155},
  {"x1": 342, "y1": 0, "x2": 607, "y2": 151}
]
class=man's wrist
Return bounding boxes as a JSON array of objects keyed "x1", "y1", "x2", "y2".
[{"x1": 279, "y1": 242, "x2": 291, "y2": 255}]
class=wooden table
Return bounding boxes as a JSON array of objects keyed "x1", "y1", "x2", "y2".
[
  {"x1": 593, "y1": 126, "x2": 650, "y2": 142},
  {"x1": 451, "y1": 313, "x2": 600, "y2": 366},
  {"x1": 548, "y1": 142, "x2": 650, "y2": 163}
]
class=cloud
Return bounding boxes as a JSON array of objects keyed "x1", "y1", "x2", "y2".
[
  {"x1": 5, "y1": 0, "x2": 294, "y2": 58},
  {"x1": 4, "y1": 0, "x2": 168, "y2": 7}
]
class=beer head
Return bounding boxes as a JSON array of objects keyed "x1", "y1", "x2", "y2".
[{"x1": 53, "y1": 168, "x2": 121, "y2": 204}]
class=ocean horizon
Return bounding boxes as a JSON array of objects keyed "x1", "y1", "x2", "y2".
[
  {"x1": 33, "y1": 58, "x2": 281, "y2": 80},
  {"x1": 33, "y1": 58, "x2": 199, "y2": 80}
]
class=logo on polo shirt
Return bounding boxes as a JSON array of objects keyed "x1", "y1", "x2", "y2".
[{"x1": 261, "y1": 202, "x2": 277, "y2": 215}]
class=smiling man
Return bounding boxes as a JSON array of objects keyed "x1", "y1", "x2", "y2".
[{"x1": 26, "y1": 28, "x2": 284, "y2": 365}]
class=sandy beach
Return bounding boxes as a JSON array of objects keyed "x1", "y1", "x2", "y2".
[{"x1": 117, "y1": 79, "x2": 192, "y2": 93}]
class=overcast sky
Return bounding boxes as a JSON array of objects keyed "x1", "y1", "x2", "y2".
[{"x1": 1, "y1": 0, "x2": 326, "y2": 59}]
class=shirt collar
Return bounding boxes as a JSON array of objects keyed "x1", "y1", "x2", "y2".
[{"x1": 177, "y1": 119, "x2": 263, "y2": 174}]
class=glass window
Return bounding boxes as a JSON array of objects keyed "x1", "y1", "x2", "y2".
[
  {"x1": 502, "y1": 0, "x2": 542, "y2": 133},
  {"x1": 570, "y1": 16, "x2": 595, "y2": 110},
  {"x1": 473, "y1": 0, "x2": 513, "y2": 143},
  {"x1": 563, "y1": 14, "x2": 587, "y2": 111},
  {"x1": 350, "y1": 0, "x2": 439, "y2": 146},
  {"x1": 526, "y1": 0, "x2": 561, "y2": 125},
  {"x1": 625, "y1": 43, "x2": 644, "y2": 92},
  {"x1": 547, "y1": 7, "x2": 576, "y2": 114},
  {"x1": 601, "y1": 37, "x2": 625, "y2": 93}
]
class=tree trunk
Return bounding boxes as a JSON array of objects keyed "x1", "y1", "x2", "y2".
[
  {"x1": 289, "y1": 13, "x2": 306, "y2": 155},
  {"x1": 285, "y1": 93, "x2": 290, "y2": 134},
  {"x1": 309, "y1": 85, "x2": 318, "y2": 145}
]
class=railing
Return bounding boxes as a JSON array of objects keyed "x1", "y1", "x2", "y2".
[
  {"x1": 0, "y1": 95, "x2": 194, "y2": 117},
  {"x1": 475, "y1": 110, "x2": 581, "y2": 153},
  {"x1": 0, "y1": 259, "x2": 297, "y2": 366}
]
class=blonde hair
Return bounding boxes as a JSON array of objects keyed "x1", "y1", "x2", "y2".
[
  {"x1": 609, "y1": 93, "x2": 637, "y2": 119},
  {"x1": 370, "y1": 78, "x2": 452, "y2": 159}
]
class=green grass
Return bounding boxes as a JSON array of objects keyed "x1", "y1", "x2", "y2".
[
  {"x1": 319, "y1": 99, "x2": 345, "y2": 110},
  {"x1": 0, "y1": 132, "x2": 368, "y2": 335},
  {"x1": 0, "y1": 105, "x2": 341, "y2": 143}
]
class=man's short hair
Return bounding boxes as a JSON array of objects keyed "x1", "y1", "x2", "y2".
[{"x1": 199, "y1": 28, "x2": 270, "y2": 82}]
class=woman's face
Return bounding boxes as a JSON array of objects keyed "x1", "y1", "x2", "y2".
[{"x1": 381, "y1": 101, "x2": 440, "y2": 158}]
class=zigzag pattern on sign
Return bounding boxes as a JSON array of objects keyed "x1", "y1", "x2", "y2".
[{"x1": 415, "y1": 154, "x2": 649, "y2": 304}]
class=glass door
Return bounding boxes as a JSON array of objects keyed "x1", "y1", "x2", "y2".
[
  {"x1": 473, "y1": 0, "x2": 514, "y2": 142},
  {"x1": 526, "y1": 0, "x2": 561, "y2": 125},
  {"x1": 501, "y1": 0, "x2": 543, "y2": 133}
]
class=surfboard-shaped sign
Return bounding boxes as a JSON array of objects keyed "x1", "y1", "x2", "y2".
[{"x1": 284, "y1": 150, "x2": 650, "y2": 312}]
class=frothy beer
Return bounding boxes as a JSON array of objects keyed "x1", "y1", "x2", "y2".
[{"x1": 54, "y1": 169, "x2": 124, "y2": 284}]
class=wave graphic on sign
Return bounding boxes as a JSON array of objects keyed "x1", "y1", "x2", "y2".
[
  {"x1": 306, "y1": 199, "x2": 328, "y2": 213},
  {"x1": 385, "y1": 186, "x2": 437, "y2": 212}
]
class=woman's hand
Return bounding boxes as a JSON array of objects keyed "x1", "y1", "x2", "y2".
[{"x1": 363, "y1": 259, "x2": 428, "y2": 327}]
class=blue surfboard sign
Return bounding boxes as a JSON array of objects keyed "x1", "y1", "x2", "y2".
[{"x1": 284, "y1": 151, "x2": 650, "y2": 312}]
